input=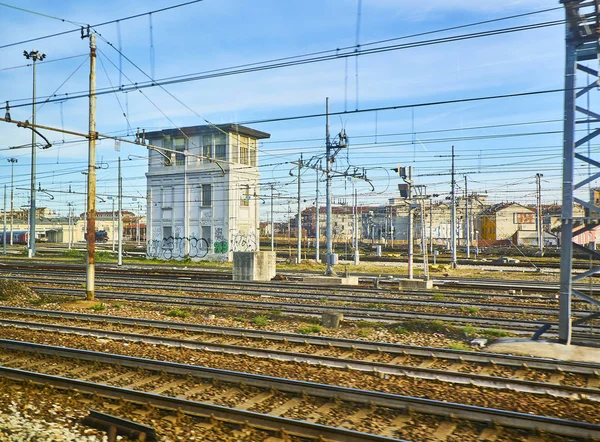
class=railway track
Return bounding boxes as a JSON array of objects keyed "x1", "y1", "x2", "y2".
[
  {"x1": 0, "y1": 338, "x2": 597, "y2": 441},
  {"x1": 1, "y1": 310, "x2": 599, "y2": 402},
  {"x1": 27, "y1": 285, "x2": 600, "y2": 345}
]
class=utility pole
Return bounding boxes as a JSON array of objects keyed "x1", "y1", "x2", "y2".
[
  {"x1": 7, "y1": 158, "x2": 17, "y2": 245},
  {"x1": 325, "y1": 97, "x2": 334, "y2": 275},
  {"x1": 429, "y1": 198, "x2": 433, "y2": 254},
  {"x1": 85, "y1": 30, "x2": 97, "y2": 301},
  {"x1": 536, "y1": 173, "x2": 544, "y2": 256},
  {"x1": 420, "y1": 197, "x2": 428, "y2": 279},
  {"x1": 408, "y1": 185, "x2": 413, "y2": 279},
  {"x1": 111, "y1": 197, "x2": 115, "y2": 252},
  {"x1": 270, "y1": 184, "x2": 274, "y2": 252},
  {"x1": 67, "y1": 203, "x2": 73, "y2": 249},
  {"x1": 23, "y1": 49, "x2": 46, "y2": 258},
  {"x1": 3, "y1": 185, "x2": 6, "y2": 255},
  {"x1": 315, "y1": 168, "x2": 320, "y2": 262},
  {"x1": 118, "y1": 157, "x2": 123, "y2": 266},
  {"x1": 450, "y1": 145, "x2": 457, "y2": 268},
  {"x1": 465, "y1": 175, "x2": 470, "y2": 259},
  {"x1": 296, "y1": 154, "x2": 302, "y2": 264},
  {"x1": 353, "y1": 187, "x2": 359, "y2": 265}
]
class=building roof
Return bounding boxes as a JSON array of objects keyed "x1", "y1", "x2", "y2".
[
  {"x1": 482, "y1": 202, "x2": 534, "y2": 215},
  {"x1": 145, "y1": 124, "x2": 271, "y2": 140}
]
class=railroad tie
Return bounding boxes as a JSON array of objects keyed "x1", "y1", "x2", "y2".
[
  {"x1": 236, "y1": 391, "x2": 273, "y2": 411},
  {"x1": 149, "y1": 379, "x2": 188, "y2": 395},
  {"x1": 175, "y1": 383, "x2": 211, "y2": 399},
  {"x1": 124, "y1": 375, "x2": 162, "y2": 390},
  {"x1": 431, "y1": 421, "x2": 457, "y2": 441},
  {"x1": 339, "y1": 408, "x2": 372, "y2": 429},
  {"x1": 478, "y1": 427, "x2": 502, "y2": 441},
  {"x1": 304, "y1": 402, "x2": 337, "y2": 422},
  {"x1": 378, "y1": 415, "x2": 411, "y2": 438},
  {"x1": 268, "y1": 397, "x2": 304, "y2": 417}
]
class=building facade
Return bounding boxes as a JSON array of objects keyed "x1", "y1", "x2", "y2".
[{"x1": 145, "y1": 124, "x2": 270, "y2": 261}]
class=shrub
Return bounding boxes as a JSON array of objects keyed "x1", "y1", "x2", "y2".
[
  {"x1": 298, "y1": 324, "x2": 322, "y2": 334},
  {"x1": 252, "y1": 315, "x2": 269, "y2": 327},
  {"x1": 482, "y1": 328, "x2": 509, "y2": 338},
  {"x1": 460, "y1": 306, "x2": 480, "y2": 315},
  {"x1": 166, "y1": 308, "x2": 191, "y2": 318},
  {"x1": 89, "y1": 303, "x2": 106, "y2": 312}
]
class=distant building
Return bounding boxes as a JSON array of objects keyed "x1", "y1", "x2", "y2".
[
  {"x1": 145, "y1": 124, "x2": 270, "y2": 260},
  {"x1": 479, "y1": 202, "x2": 536, "y2": 243}
]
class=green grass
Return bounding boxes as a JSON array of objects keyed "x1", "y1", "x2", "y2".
[
  {"x1": 112, "y1": 303, "x2": 122, "y2": 309},
  {"x1": 460, "y1": 306, "x2": 481, "y2": 315},
  {"x1": 269, "y1": 309, "x2": 282, "y2": 316},
  {"x1": 482, "y1": 328, "x2": 509, "y2": 338},
  {"x1": 89, "y1": 303, "x2": 106, "y2": 312},
  {"x1": 391, "y1": 326, "x2": 409, "y2": 335},
  {"x1": 356, "y1": 320, "x2": 379, "y2": 328},
  {"x1": 448, "y1": 342, "x2": 470, "y2": 351},
  {"x1": 298, "y1": 324, "x2": 322, "y2": 334},
  {"x1": 233, "y1": 317, "x2": 246, "y2": 323},
  {"x1": 461, "y1": 325, "x2": 477, "y2": 336},
  {"x1": 252, "y1": 315, "x2": 269, "y2": 327},
  {"x1": 432, "y1": 293, "x2": 445, "y2": 300},
  {"x1": 165, "y1": 308, "x2": 191, "y2": 319},
  {"x1": 354, "y1": 328, "x2": 372, "y2": 338}
]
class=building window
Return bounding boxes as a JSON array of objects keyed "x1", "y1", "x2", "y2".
[
  {"x1": 241, "y1": 185, "x2": 250, "y2": 207},
  {"x1": 239, "y1": 135, "x2": 249, "y2": 165},
  {"x1": 202, "y1": 134, "x2": 212, "y2": 162},
  {"x1": 249, "y1": 138, "x2": 257, "y2": 166},
  {"x1": 163, "y1": 226, "x2": 172, "y2": 240},
  {"x1": 201, "y1": 225, "x2": 211, "y2": 245},
  {"x1": 173, "y1": 137, "x2": 185, "y2": 166},
  {"x1": 202, "y1": 184, "x2": 212, "y2": 207},
  {"x1": 162, "y1": 136, "x2": 172, "y2": 166},
  {"x1": 215, "y1": 133, "x2": 226, "y2": 160}
]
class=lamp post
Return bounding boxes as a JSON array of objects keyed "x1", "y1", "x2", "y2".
[
  {"x1": 7, "y1": 158, "x2": 17, "y2": 245},
  {"x1": 23, "y1": 49, "x2": 46, "y2": 258}
]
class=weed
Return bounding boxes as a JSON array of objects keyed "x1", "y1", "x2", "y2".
[
  {"x1": 112, "y1": 303, "x2": 122, "y2": 309},
  {"x1": 462, "y1": 325, "x2": 477, "y2": 336},
  {"x1": 298, "y1": 324, "x2": 322, "y2": 334},
  {"x1": 166, "y1": 308, "x2": 191, "y2": 319},
  {"x1": 319, "y1": 297, "x2": 329, "y2": 303},
  {"x1": 309, "y1": 317, "x2": 322, "y2": 325},
  {"x1": 252, "y1": 315, "x2": 269, "y2": 327},
  {"x1": 269, "y1": 309, "x2": 282, "y2": 316},
  {"x1": 391, "y1": 326, "x2": 409, "y2": 335},
  {"x1": 460, "y1": 306, "x2": 480, "y2": 315},
  {"x1": 89, "y1": 303, "x2": 106, "y2": 312},
  {"x1": 355, "y1": 328, "x2": 372, "y2": 338},
  {"x1": 482, "y1": 328, "x2": 509, "y2": 338},
  {"x1": 448, "y1": 342, "x2": 470, "y2": 351},
  {"x1": 432, "y1": 293, "x2": 445, "y2": 300},
  {"x1": 233, "y1": 317, "x2": 246, "y2": 322}
]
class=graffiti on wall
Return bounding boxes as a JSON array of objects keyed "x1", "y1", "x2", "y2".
[
  {"x1": 213, "y1": 228, "x2": 228, "y2": 254},
  {"x1": 147, "y1": 236, "x2": 209, "y2": 260},
  {"x1": 231, "y1": 231, "x2": 258, "y2": 252}
]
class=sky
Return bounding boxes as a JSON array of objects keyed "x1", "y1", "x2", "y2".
[{"x1": 0, "y1": 1, "x2": 584, "y2": 222}]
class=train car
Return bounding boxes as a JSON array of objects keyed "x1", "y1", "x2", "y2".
[
  {"x1": 95, "y1": 230, "x2": 109, "y2": 243},
  {"x1": 0, "y1": 231, "x2": 28, "y2": 245}
]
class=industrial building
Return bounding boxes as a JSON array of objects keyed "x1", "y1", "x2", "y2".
[{"x1": 145, "y1": 124, "x2": 270, "y2": 261}]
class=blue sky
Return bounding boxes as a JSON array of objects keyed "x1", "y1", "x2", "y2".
[{"x1": 0, "y1": 1, "x2": 579, "y2": 221}]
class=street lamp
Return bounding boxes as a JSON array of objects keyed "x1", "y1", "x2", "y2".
[
  {"x1": 7, "y1": 158, "x2": 17, "y2": 245},
  {"x1": 23, "y1": 49, "x2": 46, "y2": 258}
]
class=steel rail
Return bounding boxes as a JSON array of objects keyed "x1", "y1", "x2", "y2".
[
  {"x1": 0, "y1": 365, "x2": 398, "y2": 442},
  {"x1": 30, "y1": 286, "x2": 556, "y2": 330},
  {"x1": 3, "y1": 317, "x2": 600, "y2": 401},
  {"x1": 0, "y1": 338, "x2": 598, "y2": 440},
  {"x1": 0, "y1": 306, "x2": 597, "y2": 374},
  {"x1": 11, "y1": 275, "x2": 573, "y2": 315}
]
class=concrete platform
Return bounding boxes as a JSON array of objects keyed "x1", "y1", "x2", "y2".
[
  {"x1": 398, "y1": 278, "x2": 433, "y2": 290},
  {"x1": 302, "y1": 276, "x2": 360, "y2": 286},
  {"x1": 487, "y1": 338, "x2": 600, "y2": 364}
]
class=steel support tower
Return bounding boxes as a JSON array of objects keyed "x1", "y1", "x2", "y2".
[{"x1": 552, "y1": 1, "x2": 600, "y2": 343}]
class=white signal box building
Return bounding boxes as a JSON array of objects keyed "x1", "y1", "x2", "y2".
[{"x1": 145, "y1": 124, "x2": 270, "y2": 261}]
